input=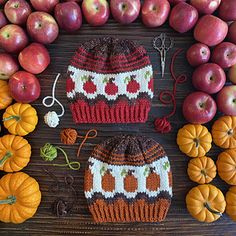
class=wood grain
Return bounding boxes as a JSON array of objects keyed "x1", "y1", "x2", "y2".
[{"x1": 0, "y1": 19, "x2": 236, "y2": 235}]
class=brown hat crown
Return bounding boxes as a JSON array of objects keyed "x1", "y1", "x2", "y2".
[{"x1": 92, "y1": 135, "x2": 166, "y2": 166}]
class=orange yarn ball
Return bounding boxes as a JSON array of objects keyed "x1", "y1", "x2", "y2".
[{"x1": 60, "y1": 128, "x2": 77, "y2": 145}]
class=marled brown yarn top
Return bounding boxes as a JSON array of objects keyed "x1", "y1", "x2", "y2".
[
  {"x1": 80, "y1": 37, "x2": 143, "y2": 57},
  {"x1": 92, "y1": 135, "x2": 166, "y2": 166}
]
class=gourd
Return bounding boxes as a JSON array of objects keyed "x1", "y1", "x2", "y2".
[
  {"x1": 226, "y1": 186, "x2": 236, "y2": 221},
  {"x1": 217, "y1": 149, "x2": 236, "y2": 185},
  {"x1": 0, "y1": 172, "x2": 41, "y2": 224},
  {"x1": 0, "y1": 134, "x2": 31, "y2": 172},
  {"x1": 3, "y1": 103, "x2": 38, "y2": 136},
  {"x1": 0, "y1": 80, "x2": 12, "y2": 110},
  {"x1": 187, "y1": 156, "x2": 216, "y2": 184},
  {"x1": 212, "y1": 116, "x2": 236, "y2": 149},
  {"x1": 177, "y1": 124, "x2": 212, "y2": 158},
  {"x1": 186, "y1": 184, "x2": 226, "y2": 223}
]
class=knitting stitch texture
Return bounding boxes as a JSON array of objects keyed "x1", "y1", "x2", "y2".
[
  {"x1": 84, "y1": 135, "x2": 172, "y2": 223},
  {"x1": 66, "y1": 37, "x2": 153, "y2": 123}
]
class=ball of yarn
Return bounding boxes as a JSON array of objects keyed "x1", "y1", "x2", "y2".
[
  {"x1": 44, "y1": 111, "x2": 60, "y2": 128},
  {"x1": 40, "y1": 143, "x2": 58, "y2": 161},
  {"x1": 154, "y1": 118, "x2": 172, "y2": 133},
  {"x1": 60, "y1": 128, "x2": 78, "y2": 145}
]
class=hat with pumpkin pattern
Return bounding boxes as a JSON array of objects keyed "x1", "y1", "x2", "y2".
[
  {"x1": 84, "y1": 135, "x2": 172, "y2": 223},
  {"x1": 66, "y1": 37, "x2": 153, "y2": 123}
]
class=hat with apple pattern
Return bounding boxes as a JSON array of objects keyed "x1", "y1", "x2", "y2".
[{"x1": 66, "y1": 37, "x2": 153, "y2": 123}]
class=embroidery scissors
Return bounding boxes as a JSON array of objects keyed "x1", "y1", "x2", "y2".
[{"x1": 153, "y1": 33, "x2": 174, "y2": 78}]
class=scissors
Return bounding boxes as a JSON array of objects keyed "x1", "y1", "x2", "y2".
[{"x1": 153, "y1": 33, "x2": 174, "y2": 78}]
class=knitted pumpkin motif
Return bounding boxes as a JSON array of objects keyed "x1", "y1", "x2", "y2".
[
  {"x1": 101, "y1": 167, "x2": 115, "y2": 192},
  {"x1": 145, "y1": 167, "x2": 160, "y2": 191},
  {"x1": 84, "y1": 168, "x2": 93, "y2": 192},
  {"x1": 84, "y1": 135, "x2": 172, "y2": 223},
  {"x1": 123, "y1": 170, "x2": 138, "y2": 193}
]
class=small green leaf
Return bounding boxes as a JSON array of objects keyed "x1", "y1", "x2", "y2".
[
  {"x1": 103, "y1": 77, "x2": 108, "y2": 83},
  {"x1": 124, "y1": 76, "x2": 130, "y2": 83},
  {"x1": 100, "y1": 166, "x2": 106, "y2": 175},
  {"x1": 145, "y1": 71, "x2": 151, "y2": 79},
  {"x1": 81, "y1": 75, "x2": 88, "y2": 81},
  {"x1": 121, "y1": 169, "x2": 128, "y2": 177},
  {"x1": 163, "y1": 162, "x2": 170, "y2": 171}
]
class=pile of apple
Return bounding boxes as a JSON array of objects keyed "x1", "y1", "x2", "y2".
[{"x1": 0, "y1": 0, "x2": 236, "y2": 122}]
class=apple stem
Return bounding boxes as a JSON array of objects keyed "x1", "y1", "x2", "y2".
[{"x1": 2, "y1": 115, "x2": 20, "y2": 122}]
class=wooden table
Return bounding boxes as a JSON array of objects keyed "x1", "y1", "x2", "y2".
[{"x1": 1, "y1": 19, "x2": 236, "y2": 235}]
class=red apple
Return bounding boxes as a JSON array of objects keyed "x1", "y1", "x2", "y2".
[
  {"x1": 186, "y1": 43, "x2": 210, "y2": 67},
  {"x1": 27, "y1": 11, "x2": 59, "y2": 44},
  {"x1": 18, "y1": 43, "x2": 50, "y2": 74},
  {"x1": 194, "y1": 15, "x2": 228, "y2": 47},
  {"x1": 219, "y1": 0, "x2": 236, "y2": 21},
  {"x1": 82, "y1": 0, "x2": 109, "y2": 26},
  {"x1": 192, "y1": 63, "x2": 226, "y2": 94},
  {"x1": 54, "y1": 2, "x2": 82, "y2": 32},
  {"x1": 182, "y1": 91, "x2": 217, "y2": 124},
  {"x1": 190, "y1": 0, "x2": 221, "y2": 15},
  {"x1": 4, "y1": 0, "x2": 31, "y2": 25},
  {"x1": 228, "y1": 21, "x2": 236, "y2": 44},
  {"x1": 211, "y1": 42, "x2": 236, "y2": 69},
  {"x1": 168, "y1": 0, "x2": 186, "y2": 5},
  {"x1": 0, "y1": 53, "x2": 19, "y2": 80},
  {"x1": 110, "y1": 0, "x2": 141, "y2": 24},
  {"x1": 0, "y1": 10, "x2": 8, "y2": 29},
  {"x1": 169, "y1": 2, "x2": 198, "y2": 33},
  {"x1": 0, "y1": 24, "x2": 28, "y2": 53},
  {"x1": 141, "y1": 0, "x2": 170, "y2": 27},
  {"x1": 30, "y1": 0, "x2": 59, "y2": 13},
  {"x1": 217, "y1": 85, "x2": 236, "y2": 116},
  {"x1": 9, "y1": 71, "x2": 41, "y2": 103},
  {"x1": 228, "y1": 64, "x2": 236, "y2": 84}
]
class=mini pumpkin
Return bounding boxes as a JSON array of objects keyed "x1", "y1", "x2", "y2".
[
  {"x1": 177, "y1": 124, "x2": 212, "y2": 158},
  {"x1": 187, "y1": 156, "x2": 216, "y2": 184},
  {"x1": 226, "y1": 186, "x2": 236, "y2": 221},
  {"x1": 212, "y1": 116, "x2": 236, "y2": 149},
  {"x1": 3, "y1": 103, "x2": 38, "y2": 136},
  {"x1": 0, "y1": 172, "x2": 41, "y2": 224},
  {"x1": 0, "y1": 134, "x2": 31, "y2": 172},
  {"x1": 0, "y1": 80, "x2": 12, "y2": 110},
  {"x1": 217, "y1": 149, "x2": 236, "y2": 185},
  {"x1": 186, "y1": 184, "x2": 226, "y2": 223}
]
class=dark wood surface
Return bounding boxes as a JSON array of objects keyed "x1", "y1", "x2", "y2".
[{"x1": 0, "y1": 19, "x2": 236, "y2": 235}]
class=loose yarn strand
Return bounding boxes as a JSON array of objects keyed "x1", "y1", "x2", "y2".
[{"x1": 154, "y1": 48, "x2": 187, "y2": 133}]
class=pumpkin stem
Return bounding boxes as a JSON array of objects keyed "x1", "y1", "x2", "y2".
[
  {"x1": 227, "y1": 129, "x2": 233, "y2": 136},
  {"x1": 204, "y1": 202, "x2": 222, "y2": 216},
  {"x1": 193, "y1": 138, "x2": 199, "y2": 148},
  {"x1": 2, "y1": 115, "x2": 20, "y2": 122},
  {"x1": 0, "y1": 195, "x2": 16, "y2": 205},
  {"x1": 0, "y1": 151, "x2": 12, "y2": 166},
  {"x1": 201, "y1": 169, "x2": 207, "y2": 177}
]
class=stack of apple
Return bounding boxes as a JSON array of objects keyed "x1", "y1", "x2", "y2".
[{"x1": 170, "y1": 0, "x2": 236, "y2": 125}]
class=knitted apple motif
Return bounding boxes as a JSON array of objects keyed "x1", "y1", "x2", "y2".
[
  {"x1": 144, "y1": 167, "x2": 160, "y2": 191},
  {"x1": 103, "y1": 77, "x2": 118, "y2": 95},
  {"x1": 81, "y1": 75, "x2": 97, "y2": 94},
  {"x1": 145, "y1": 71, "x2": 154, "y2": 92},
  {"x1": 125, "y1": 75, "x2": 140, "y2": 93}
]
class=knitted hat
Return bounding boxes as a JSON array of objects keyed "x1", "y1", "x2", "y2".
[
  {"x1": 66, "y1": 37, "x2": 153, "y2": 123},
  {"x1": 84, "y1": 135, "x2": 172, "y2": 223}
]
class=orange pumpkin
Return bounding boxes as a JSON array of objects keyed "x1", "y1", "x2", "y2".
[
  {"x1": 0, "y1": 172, "x2": 41, "y2": 224},
  {"x1": 0, "y1": 134, "x2": 31, "y2": 172},
  {"x1": 177, "y1": 124, "x2": 212, "y2": 158},
  {"x1": 217, "y1": 149, "x2": 236, "y2": 185},
  {"x1": 186, "y1": 184, "x2": 226, "y2": 222},
  {"x1": 101, "y1": 168, "x2": 115, "y2": 192},
  {"x1": 226, "y1": 186, "x2": 236, "y2": 221},
  {"x1": 3, "y1": 103, "x2": 38, "y2": 136},
  {"x1": 0, "y1": 80, "x2": 12, "y2": 110},
  {"x1": 187, "y1": 156, "x2": 216, "y2": 184},
  {"x1": 212, "y1": 116, "x2": 236, "y2": 149}
]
